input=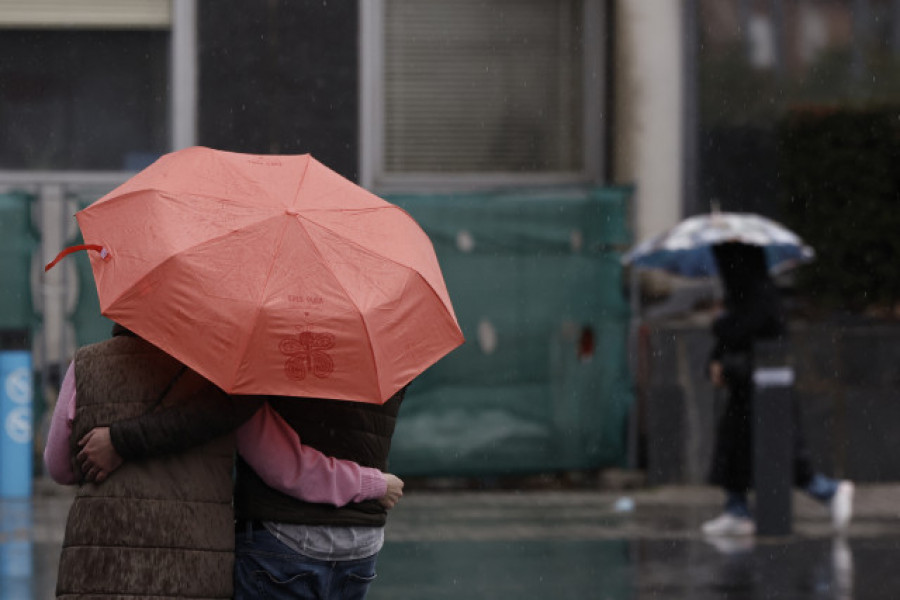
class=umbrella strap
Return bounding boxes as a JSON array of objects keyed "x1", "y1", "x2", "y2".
[
  {"x1": 44, "y1": 244, "x2": 108, "y2": 272},
  {"x1": 146, "y1": 365, "x2": 189, "y2": 414}
]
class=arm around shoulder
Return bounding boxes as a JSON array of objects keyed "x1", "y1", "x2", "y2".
[{"x1": 236, "y1": 402, "x2": 396, "y2": 507}]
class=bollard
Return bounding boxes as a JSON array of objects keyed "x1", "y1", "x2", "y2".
[
  {"x1": 0, "y1": 347, "x2": 33, "y2": 499},
  {"x1": 753, "y1": 338, "x2": 794, "y2": 537}
]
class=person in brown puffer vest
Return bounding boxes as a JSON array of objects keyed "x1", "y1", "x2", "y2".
[
  {"x1": 49, "y1": 324, "x2": 401, "y2": 599},
  {"x1": 72, "y1": 356, "x2": 408, "y2": 599},
  {"x1": 55, "y1": 326, "x2": 242, "y2": 599}
]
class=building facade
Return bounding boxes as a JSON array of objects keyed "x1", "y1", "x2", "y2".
[{"x1": 1, "y1": 0, "x2": 636, "y2": 476}]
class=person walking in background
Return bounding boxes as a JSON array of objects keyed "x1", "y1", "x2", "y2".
[
  {"x1": 45, "y1": 323, "x2": 403, "y2": 599},
  {"x1": 701, "y1": 242, "x2": 853, "y2": 537}
]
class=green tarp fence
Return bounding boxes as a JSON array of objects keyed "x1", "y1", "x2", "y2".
[
  {"x1": 70, "y1": 192, "x2": 116, "y2": 346},
  {"x1": 62, "y1": 185, "x2": 635, "y2": 477},
  {"x1": 387, "y1": 186, "x2": 634, "y2": 476},
  {"x1": 0, "y1": 192, "x2": 36, "y2": 340},
  {"x1": 0, "y1": 190, "x2": 116, "y2": 349}
]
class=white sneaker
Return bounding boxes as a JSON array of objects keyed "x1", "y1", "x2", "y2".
[
  {"x1": 701, "y1": 513, "x2": 756, "y2": 536},
  {"x1": 831, "y1": 480, "x2": 854, "y2": 531}
]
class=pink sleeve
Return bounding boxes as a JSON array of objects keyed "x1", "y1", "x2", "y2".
[
  {"x1": 236, "y1": 402, "x2": 386, "y2": 506},
  {"x1": 43, "y1": 361, "x2": 78, "y2": 485}
]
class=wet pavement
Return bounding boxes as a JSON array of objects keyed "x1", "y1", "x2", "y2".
[{"x1": 4, "y1": 479, "x2": 900, "y2": 599}]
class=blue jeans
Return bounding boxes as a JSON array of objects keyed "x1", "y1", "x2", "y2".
[{"x1": 234, "y1": 526, "x2": 378, "y2": 600}]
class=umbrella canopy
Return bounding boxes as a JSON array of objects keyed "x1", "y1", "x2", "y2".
[
  {"x1": 55, "y1": 146, "x2": 464, "y2": 404},
  {"x1": 621, "y1": 211, "x2": 814, "y2": 278}
]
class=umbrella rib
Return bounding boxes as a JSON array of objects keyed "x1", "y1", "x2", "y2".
[
  {"x1": 303, "y1": 204, "x2": 456, "y2": 319},
  {"x1": 106, "y1": 212, "x2": 289, "y2": 311},
  {"x1": 226, "y1": 214, "x2": 298, "y2": 393},
  {"x1": 297, "y1": 209, "x2": 456, "y2": 317},
  {"x1": 289, "y1": 215, "x2": 385, "y2": 400},
  {"x1": 289, "y1": 155, "x2": 313, "y2": 210},
  {"x1": 288, "y1": 156, "x2": 379, "y2": 211},
  {"x1": 91, "y1": 187, "x2": 281, "y2": 215},
  {"x1": 295, "y1": 213, "x2": 463, "y2": 399},
  {"x1": 297, "y1": 207, "x2": 424, "y2": 270}
]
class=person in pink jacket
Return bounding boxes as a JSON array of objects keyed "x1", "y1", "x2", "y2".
[{"x1": 45, "y1": 360, "x2": 403, "y2": 506}]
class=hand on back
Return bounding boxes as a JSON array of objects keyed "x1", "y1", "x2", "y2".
[{"x1": 77, "y1": 427, "x2": 123, "y2": 483}]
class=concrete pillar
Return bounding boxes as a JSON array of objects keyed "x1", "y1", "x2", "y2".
[{"x1": 611, "y1": 0, "x2": 685, "y2": 242}]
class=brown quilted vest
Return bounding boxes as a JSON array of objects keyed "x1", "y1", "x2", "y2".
[
  {"x1": 233, "y1": 389, "x2": 403, "y2": 527},
  {"x1": 56, "y1": 335, "x2": 235, "y2": 599}
]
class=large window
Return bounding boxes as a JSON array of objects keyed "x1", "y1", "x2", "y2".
[
  {"x1": 361, "y1": 0, "x2": 606, "y2": 191},
  {"x1": 0, "y1": 1, "x2": 171, "y2": 171},
  {"x1": 196, "y1": 0, "x2": 359, "y2": 180},
  {"x1": 696, "y1": 0, "x2": 900, "y2": 215}
]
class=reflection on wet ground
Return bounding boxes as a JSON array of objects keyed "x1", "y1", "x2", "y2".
[
  {"x1": 6, "y1": 483, "x2": 900, "y2": 599},
  {"x1": 375, "y1": 539, "x2": 631, "y2": 599},
  {"x1": 375, "y1": 537, "x2": 873, "y2": 600},
  {"x1": 1, "y1": 497, "x2": 56, "y2": 600}
]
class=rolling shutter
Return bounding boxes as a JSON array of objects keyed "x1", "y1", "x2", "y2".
[{"x1": 383, "y1": 0, "x2": 584, "y2": 174}]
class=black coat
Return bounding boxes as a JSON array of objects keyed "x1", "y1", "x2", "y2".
[
  {"x1": 707, "y1": 242, "x2": 813, "y2": 492},
  {"x1": 709, "y1": 242, "x2": 784, "y2": 363}
]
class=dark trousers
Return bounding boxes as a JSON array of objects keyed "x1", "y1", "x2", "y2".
[
  {"x1": 234, "y1": 526, "x2": 378, "y2": 600},
  {"x1": 709, "y1": 377, "x2": 815, "y2": 494}
]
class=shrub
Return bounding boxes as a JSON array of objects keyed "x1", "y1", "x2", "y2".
[{"x1": 777, "y1": 107, "x2": 900, "y2": 312}]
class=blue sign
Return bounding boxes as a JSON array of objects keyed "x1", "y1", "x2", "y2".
[{"x1": 0, "y1": 352, "x2": 32, "y2": 499}]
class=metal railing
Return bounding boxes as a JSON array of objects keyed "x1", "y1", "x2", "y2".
[{"x1": 0, "y1": 172, "x2": 132, "y2": 440}]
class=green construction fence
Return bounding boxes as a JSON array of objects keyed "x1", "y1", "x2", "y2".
[
  {"x1": 63, "y1": 185, "x2": 635, "y2": 477},
  {"x1": 69, "y1": 192, "x2": 116, "y2": 346},
  {"x1": 0, "y1": 192, "x2": 36, "y2": 340},
  {"x1": 387, "y1": 186, "x2": 634, "y2": 476}
]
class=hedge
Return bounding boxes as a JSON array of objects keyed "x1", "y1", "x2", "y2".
[{"x1": 777, "y1": 107, "x2": 900, "y2": 312}]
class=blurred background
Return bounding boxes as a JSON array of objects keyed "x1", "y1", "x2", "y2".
[{"x1": 0, "y1": 0, "x2": 898, "y2": 493}]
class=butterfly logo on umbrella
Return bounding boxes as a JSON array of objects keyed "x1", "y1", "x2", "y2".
[{"x1": 279, "y1": 331, "x2": 336, "y2": 381}]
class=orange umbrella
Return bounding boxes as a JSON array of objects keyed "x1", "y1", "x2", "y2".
[{"x1": 48, "y1": 146, "x2": 464, "y2": 404}]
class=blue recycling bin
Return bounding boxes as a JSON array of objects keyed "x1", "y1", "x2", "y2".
[{"x1": 0, "y1": 351, "x2": 32, "y2": 499}]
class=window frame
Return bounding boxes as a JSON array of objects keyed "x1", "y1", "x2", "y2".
[
  {"x1": 359, "y1": 0, "x2": 607, "y2": 192},
  {"x1": 0, "y1": 0, "x2": 196, "y2": 174}
]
